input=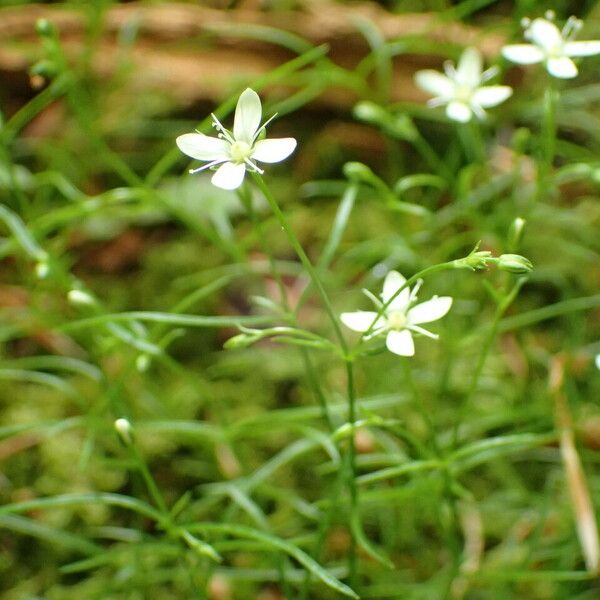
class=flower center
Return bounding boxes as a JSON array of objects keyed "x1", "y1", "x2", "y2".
[
  {"x1": 455, "y1": 85, "x2": 473, "y2": 102},
  {"x1": 387, "y1": 310, "x2": 407, "y2": 331},
  {"x1": 230, "y1": 141, "x2": 252, "y2": 164},
  {"x1": 547, "y1": 43, "x2": 565, "y2": 58}
]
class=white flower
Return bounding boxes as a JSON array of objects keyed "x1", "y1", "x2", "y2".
[
  {"x1": 176, "y1": 88, "x2": 297, "y2": 190},
  {"x1": 415, "y1": 47, "x2": 512, "y2": 122},
  {"x1": 340, "y1": 271, "x2": 453, "y2": 357},
  {"x1": 502, "y1": 13, "x2": 600, "y2": 79}
]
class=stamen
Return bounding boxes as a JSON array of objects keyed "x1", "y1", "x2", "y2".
[
  {"x1": 363, "y1": 326, "x2": 386, "y2": 341},
  {"x1": 444, "y1": 61, "x2": 457, "y2": 80},
  {"x1": 482, "y1": 65, "x2": 499, "y2": 82},
  {"x1": 253, "y1": 112, "x2": 279, "y2": 142},
  {"x1": 472, "y1": 104, "x2": 486, "y2": 120},
  {"x1": 408, "y1": 325, "x2": 439, "y2": 340},
  {"x1": 545, "y1": 10, "x2": 555, "y2": 21},
  {"x1": 562, "y1": 16, "x2": 583, "y2": 40},
  {"x1": 244, "y1": 158, "x2": 264, "y2": 174},
  {"x1": 210, "y1": 113, "x2": 235, "y2": 144},
  {"x1": 362, "y1": 288, "x2": 384, "y2": 309},
  {"x1": 189, "y1": 159, "x2": 226, "y2": 174},
  {"x1": 409, "y1": 279, "x2": 424, "y2": 303},
  {"x1": 427, "y1": 98, "x2": 446, "y2": 108}
]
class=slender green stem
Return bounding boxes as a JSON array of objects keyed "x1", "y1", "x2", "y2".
[
  {"x1": 413, "y1": 133, "x2": 452, "y2": 180},
  {"x1": 127, "y1": 443, "x2": 169, "y2": 516},
  {"x1": 238, "y1": 184, "x2": 290, "y2": 311},
  {"x1": 344, "y1": 360, "x2": 359, "y2": 587},
  {"x1": 536, "y1": 84, "x2": 557, "y2": 203},
  {"x1": 238, "y1": 184, "x2": 334, "y2": 429},
  {"x1": 452, "y1": 278, "x2": 526, "y2": 448},
  {"x1": 541, "y1": 85, "x2": 557, "y2": 170},
  {"x1": 458, "y1": 119, "x2": 486, "y2": 165},
  {"x1": 252, "y1": 173, "x2": 360, "y2": 586},
  {"x1": 252, "y1": 173, "x2": 347, "y2": 352}
]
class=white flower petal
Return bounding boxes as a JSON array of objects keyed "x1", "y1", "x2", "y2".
[
  {"x1": 408, "y1": 296, "x2": 452, "y2": 325},
  {"x1": 414, "y1": 70, "x2": 455, "y2": 99},
  {"x1": 446, "y1": 101, "x2": 472, "y2": 122},
  {"x1": 234, "y1": 88, "x2": 262, "y2": 143},
  {"x1": 547, "y1": 56, "x2": 578, "y2": 78},
  {"x1": 386, "y1": 329, "x2": 415, "y2": 356},
  {"x1": 456, "y1": 47, "x2": 483, "y2": 88},
  {"x1": 564, "y1": 41, "x2": 600, "y2": 57},
  {"x1": 176, "y1": 133, "x2": 229, "y2": 161},
  {"x1": 252, "y1": 138, "x2": 297, "y2": 163},
  {"x1": 528, "y1": 18, "x2": 563, "y2": 52},
  {"x1": 472, "y1": 85, "x2": 513, "y2": 108},
  {"x1": 211, "y1": 161, "x2": 246, "y2": 190},
  {"x1": 340, "y1": 311, "x2": 382, "y2": 333},
  {"x1": 382, "y1": 271, "x2": 410, "y2": 310},
  {"x1": 501, "y1": 44, "x2": 545, "y2": 65}
]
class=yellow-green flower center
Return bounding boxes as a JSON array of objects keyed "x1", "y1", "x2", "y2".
[
  {"x1": 387, "y1": 310, "x2": 407, "y2": 331},
  {"x1": 230, "y1": 141, "x2": 252, "y2": 163},
  {"x1": 455, "y1": 85, "x2": 473, "y2": 102},
  {"x1": 547, "y1": 43, "x2": 564, "y2": 58}
]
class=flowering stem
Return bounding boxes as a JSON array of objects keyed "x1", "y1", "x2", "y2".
[
  {"x1": 452, "y1": 277, "x2": 526, "y2": 448},
  {"x1": 458, "y1": 119, "x2": 485, "y2": 165},
  {"x1": 540, "y1": 85, "x2": 558, "y2": 182},
  {"x1": 251, "y1": 174, "x2": 347, "y2": 352},
  {"x1": 238, "y1": 183, "x2": 334, "y2": 430},
  {"x1": 126, "y1": 440, "x2": 169, "y2": 517},
  {"x1": 251, "y1": 172, "x2": 360, "y2": 586},
  {"x1": 238, "y1": 184, "x2": 290, "y2": 310},
  {"x1": 413, "y1": 133, "x2": 452, "y2": 180}
]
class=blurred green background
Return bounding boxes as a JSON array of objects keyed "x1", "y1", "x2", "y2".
[{"x1": 1, "y1": 1, "x2": 600, "y2": 599}]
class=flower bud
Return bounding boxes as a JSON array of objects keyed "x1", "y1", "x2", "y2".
[
  {"x1": 454, "y1": 251, "x2": 492, "y2": 271},
  {"x1": 343, "y1": 161, "x2": 375, "y2": 183},
  {"x1": 68, "y1": 289, "x2": 96, "y2": 307},
  {"x1": 35, "y1": 18, "x2": 54, "y2": 37},
  {"x1": 35, "y1": 260, "x2": 49, "y2": 279},
  {"x1": 30, "y1": 59, "x2": 58, "y2": 79},
  {"x1": 507, "y1": 217, "x2": 526, "y2": 251},
  {"x1": 497, "y1": 253, "x2": 533, "y2": 274},
  {"x1": 353, "y1": 101, "x2": 388, "y2": 125},
  {"x1": 353, "y1": 102, "x2": 418, "y2": 141},
  {"x1": 136, "y1": 354, "x2": 150, "y2": 372},
  {"x1": 223, "y1": 332, "x2": 261, "y2": 350},
  {"x1": 114, "y1": 418, "x2": 133, "y2": 445}
]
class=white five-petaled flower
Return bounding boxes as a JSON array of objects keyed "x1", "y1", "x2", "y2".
[
  {"x1": 502, "y1": 13, "x2": 600, "y2": 79},
  {"x1": 176, "y1": 88, "x2": 297, "y2": 190},
  {"x1": 414, "y1": 47, "x2": 512, "y2": 123},
  {"x1": 340, "y1": 271, "x2": 453, "y2": 357}
]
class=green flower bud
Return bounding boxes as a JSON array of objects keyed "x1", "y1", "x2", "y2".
[
  {"x1": 353, "y1": 101, "x2": 388, "y2": 125},
  {"x1": 35, "y1": 18, "x2": 54, "y2": 36},
  {"x1": 30, "y1": 59, "x2": 58, "y2": 79},
  {"x1": 353, "y1": 102, "x2": 418, "y2": 141},
  {"x1": 454, "y1": 251, "x2": 492, "y2": 271},
  {"x1": 223, "y1": 332, "x2": 261, "y2": 349},
  {"x1": 35, "y1": 260, "x2": 50, "y2": 279},
  {"x1": 497, "y1": 253, "x2": 533, "y2": 274},
  {"x1": 343, "y1": 161, "x2": 375, "y2": 183},
  {"x1": 507, "y1": 217, "x2": 526, "y2": 251},
  {"x1": 114, "y1": 418, "x2": 133, "y2": 445},
  {"x1": 136, "y1": 354, "x2": 150, "y2": 373},
  {"x1": 68, "y1": 289, "x2": 96, "y2": 307}
]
